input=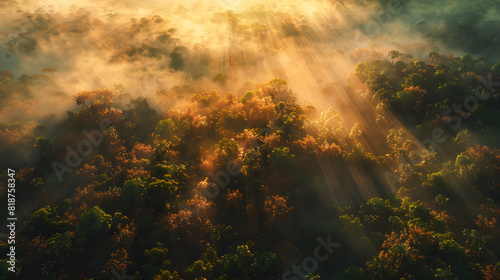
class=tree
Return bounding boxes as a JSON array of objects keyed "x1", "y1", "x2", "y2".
[
  {"x1": 281, "y1": 17, "x2": 302, "y2": 36},
  {"x1": 388, "y1": 50, "x2": 400, "y2": 63},
  {"x1": 25, "y1": 206, "x2": 70, "y2": 236},
  {"x1": 213, "y1": 253, "x2": 240, "y2": 278},
  {"x1": 45, "y1": 231, "x2": 78, "y2": 263},
  {"x1": 142, "y1": 177, "x2": 179, "y2": 211},
  {"x1": 170, "y1": 52, "x2": 184, "y2": 70},
  {"x1": 492, "y1": 63, "x2": 500, "y2": 77},
  {"x1": 254, "y1": 251, "x2": 278, "y2": 278},
  {"x1": 105, "y1": 248, "x2": 132, "y2": 275},
  {"x1": 215, "y1": 138, "x2": 240, "y2": 163},
  {"x1": 334, "y1": 266, "x2": 365, "y2": 280},
  {"x1": 73, "y1": 88, "x2": 115, "y2": 107},
  {"x1": 0, "y1": 76, "x2": 10, "y2": 87},
  {"x1": 460, "y1": 54, "x2": 473, "y2": 65},
  {"x1": 349, "y1": 123, "x2": 364, "y2": 139},
  {"x1": 76, "y1": 206, "x2": 112, "y2": 240},
  {"x1": 70, "y1": 88, "x2": 122, "y2": 128},
  {"x1": 34, "y1": 137, "x2": 56, "y2": 165},
  {"x1": 211, "y1": 224, "x2": 237, "y2": 253},
  {"x1": 240, "y1": 91, "x2": 255, "y2": 104},
  {"x1": 141, "y1": 243, "x2": 171, "y2": 279},
  {"x1": 263, "y1": 195, "x2": 293, "y2": 225},
  {"x1": 0, "y1": 69, "x2": 14, "y2": 80},
  {"x1": 268, "y1": 147, "x2": 295, "y2": 170},
  {"x1": 191, "y1": 90, "x2": 221, "y2": 108},
  {"x1": 213, "y1": 73, "x2": 226, "y2": 85},
  {"x1": 153, "y1": 270, "x2": 180, "y2": 280},
  {"x1": 187, "y1": 260, "x2": 213, "y2": 279},
  {"x1": 145, "y1": 245, "x2": 170, "y2": 267},
  {"x1": 429, "y1": 50, "x2": 439, "y2": 64},
  {"x1": 155, "y1": 119, "x2": 179, "y2": 142}
]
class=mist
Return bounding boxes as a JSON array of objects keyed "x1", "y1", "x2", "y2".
[{"x1": 1, "y1": 0, "x2": 496, "y2": 120}]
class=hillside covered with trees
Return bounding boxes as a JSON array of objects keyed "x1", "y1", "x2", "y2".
[{"x1": 1, "y1": 51, "x2": 499, "y2": 279}]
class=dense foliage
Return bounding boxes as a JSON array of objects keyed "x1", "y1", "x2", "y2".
[{"x1": 1, "y1": 52, "x2": 499, "y2": 280}]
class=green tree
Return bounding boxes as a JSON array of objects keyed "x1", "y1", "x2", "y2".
[
  {"x1": 240, "y1": 91, "x2": 255, "y2": 104},
  {"x1": 215, "y1": 138, "x2": 240, "y2": 163},
  {"x1": 45, "y1": 231, "x2": 79, "y2": 264},
  {"x1": 142, "y1": 177, "x2": 179, "y2": 211},
  {"x1": 211, "y1": 225, "x2": 237, "y2": 253},
  {"x1": 254, "y1": 251, "x2": 278, "y2": 278},
  {"x1": 187, "y1": 260, "x2": 213, "y2": 279},
  {"x1": 142, "y1": 244, "x2": 171, "y2": 279},
  {"x1": 25, "y1": 206, "x2": 70, "y2": 236},
  {"x1": 154, "y1": 270, "x2": 180, "y2": 280},
  {"x1": 76, "y1": 206, "x2": 112, "y2": 240},
  {"x1": 121, "y1": 178, "x2": 144, "y2": 208},
  {"x1": 460, "y1": 54, "x2": 473, "y2": 65},
  {"x1": 429, "y1": 50, "x2": 439, "y2": 64},
  {"x1": 268, "y1": 147, "x2": 295, "y2": 170},
  {"x1": 492, "y1": 63, "x2": 500, "y2": 77},
  {"x1": 213, "y1": 73, "x2": 226, "y2": 85}
]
